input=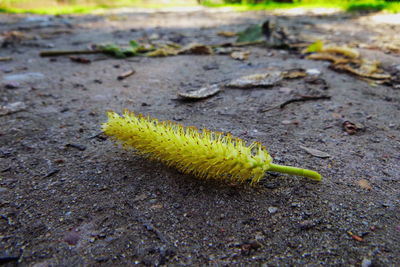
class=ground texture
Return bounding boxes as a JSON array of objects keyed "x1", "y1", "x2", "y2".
[{"x1": 0, "y1": 7, "x2": 399, "y2": 266}]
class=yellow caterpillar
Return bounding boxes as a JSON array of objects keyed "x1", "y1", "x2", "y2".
[{"x1": 102, "y1": 110, "x2": 321, "y2": 185}]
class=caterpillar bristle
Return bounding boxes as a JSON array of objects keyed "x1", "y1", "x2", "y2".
[{"x1": 102, "y1": 110, "x2": 322, "y2": 185}]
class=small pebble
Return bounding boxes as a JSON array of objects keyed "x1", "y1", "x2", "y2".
[
  {"x1": 291, "y1": 202, "x2": 301, "y2": 208},
  {"x1": 63, "y1": 230, "x2": 80, "y2": 246},
  {"x1": 306, "y1": 68, "x2": 321, "y2": 76},
  {"x1": 268, "y1": 207, "x2": 278, "y2": 214},
  {"x1": 361, "y1": 258, "x2": 372, "y2": 267}
]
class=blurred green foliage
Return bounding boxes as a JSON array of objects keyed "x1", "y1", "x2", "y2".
[
  {"x1": 203, "y1": 0, "x2": 400, "y2": 12},
  {"x1": 1, "y1": 0, "x2": 399, "y2": 14}
]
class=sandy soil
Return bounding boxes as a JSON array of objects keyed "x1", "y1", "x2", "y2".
[{"x1": 0, "y1": 8, "x2": 399, "y2": 266}]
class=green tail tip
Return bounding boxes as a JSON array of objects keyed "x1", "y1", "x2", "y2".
[{"x1": 268, "y1": 163, "x2": 322, "y2": 181}]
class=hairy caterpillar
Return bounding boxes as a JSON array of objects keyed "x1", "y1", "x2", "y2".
[{"x1": 102, "y1": 110, "x2": 321, "y2": 185}]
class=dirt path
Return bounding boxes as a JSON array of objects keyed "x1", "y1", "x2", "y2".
[{"x1": 1, "y1": 8, "x2": 399, "y2": 266}]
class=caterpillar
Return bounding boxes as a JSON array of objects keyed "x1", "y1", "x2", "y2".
[{"x1": 102, "y1": 110, "x2": 321, "y2": 185}]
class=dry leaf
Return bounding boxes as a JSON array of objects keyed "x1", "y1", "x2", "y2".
[
  {"x1": 306, "y1": 44, "x2": 391, "y2": 81},
  {"x1": 179, "y1": 43, "x2": 213, "y2": 55},
  {"x1": 300, "y1": 146, "x2": 331, "y2": 158},
  {"x1": 282, "y1": 68, "x2": 307, "y2": 79},
  {"x1": 217, "y1": 31, "x2": 237, "y2": 37},
  {"x1": 178, "y1": 84, "x2": 221, "y2": 100},
  {"x1": 322, "y1": 46, "x2": 359, "y2": 59},
  {"x1": 357, "y1": 179, "x2": 372, "y2": 190},
  {"x1": 230, "y1": 51, "x2": 250, "y2": 61},
  {"x1": 333, "y1": 64, "x2": 391, "y2": 80},
  {"x1": 117, "y1": 69, "x2": 135, "y2": 80},
  {"x1": 147, "y1": 46, "x2": 179, "y2": 57},
  {"x1": 226, "y1": 71, "x2": 282, "y2": 89},
  {"x1": 306, "y1": 53, "x2": 350, "y2": 64}
]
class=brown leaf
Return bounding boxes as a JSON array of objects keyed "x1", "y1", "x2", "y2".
[
  {"x1": 217, "y1": 31, "x2": 237, "y2": 37},
  {"x1": 178, "y1": 84, "x2": 221, "y2": 100},
  {"x1": 147, "y1": 46, "x2": 179, "y2": 57},
  {"x1": 357, "y1": 179, "x2": 372, "y2": 190},
  {"x1": 282, "y1": 68, "x2": 307, "y2": 79},
  {"x1": 322, "y1": 46, "x2": 360, "y2": 59},
  {"x1": 178, "y1": 43, "x2": 213, "y2": 55},
  {"x1": 226, "y1": 71, "x2": 282, "y2": 89},
  {"x1": 117, "y1": 69, "x2": 135, "y2": 80},
  {"x1": 230, "y1": 51, "x2": 250, "y2": 61},
  {"x1": 332, "y1": 63, "x2": 391, "y2": 80},
  {"x1": 306, "y1": 53, "x2": 350, "y2": 64}
]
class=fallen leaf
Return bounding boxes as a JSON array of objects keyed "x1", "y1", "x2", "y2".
[
  {"x1": 117, "y1": 70, "x2": 135, "y2": 80},
  {"x1": 322, "y1": 45, "x2": 359, "y2": 59},
  {"x1": 306, "y1": 53, "x2": 350, "y2": 64},
  {"x1": 300, "y1": 146, "x2": 331, "y2": 158},
  {"x1": 178, "y1": 84, "x2": 221, "y2": 100},
  {"x1": 237, "y1": 24, "x2": 263, "y2": 43},
  {"x1": 306, "y1": 43, "x2": 391, "y2": 81},
  {"x1": 333, "y1": 63, "x2": 391, "y2": 80},
  {"x1": 1, "y1": 31, "x2": 33, "y2": 47},
  {"x1": 357, "y1": 179, "x2": 372, "y2": 190},
  {"x1": 226, "y1": 71, "x2": 282, "y2": 89},
  {"x1": 178, "y1": 43, "x2": 213, "y2": 55},
  {"x1": 230, "y1": 51, "x2": 250, "y2": 61},
  {"x1": 217, "y1": 31, "x2": 237, "y2": 37},
  {"x1": 305, "y1": 40, "x2": 324, "y2": 53},
  {"x1": 147, "y1": 45, "x2": 179, "y2": 57},
  {"x1": 282, "y1": 68, "x2": 307, "y2": 79}
]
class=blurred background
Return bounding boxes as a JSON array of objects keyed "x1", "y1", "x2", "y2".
[{"x1": 1, "y1": 0, "x2": 399, "y2": 14}]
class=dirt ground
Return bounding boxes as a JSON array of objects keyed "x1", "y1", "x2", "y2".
[{"x1": 1, "y1": 7, "x2": 399, "y2": 266}]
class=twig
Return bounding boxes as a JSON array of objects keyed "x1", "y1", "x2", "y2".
[
  {"x1": 0, "y1": 57, "x2": 12, "y2": 61},
  {"x1": 280, "y1": 95, "x2": 331, "y2": 109},
  {"x1": 261, "y1": 95, "x2": 331, "y2": 112},
  {"x1": 39, "y1": 50, "x2": 103, "y2": 57}
]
